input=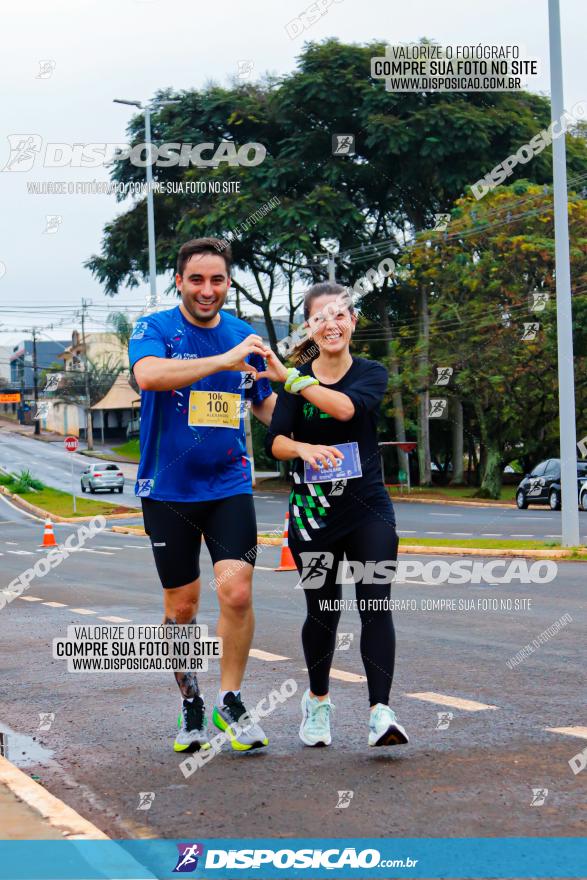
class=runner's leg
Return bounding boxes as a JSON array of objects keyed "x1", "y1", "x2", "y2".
[{"x1": 344, "y1": 519, "x2": 398, "y2": 706}]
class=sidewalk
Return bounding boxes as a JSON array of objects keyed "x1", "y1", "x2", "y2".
[
  {"x1": 0, "y1": 781, "x2": 64, "y2": 839},
  {"x1": 0, "y1": 755, "x2": 107, "y2": 840}
]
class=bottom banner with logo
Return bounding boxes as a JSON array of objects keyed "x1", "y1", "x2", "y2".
[{"x1": 0, "y1": 838, "x2": 584, "y2": 879}]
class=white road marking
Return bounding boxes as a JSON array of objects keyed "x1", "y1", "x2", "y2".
[
  {"x1": 5, "y1": 541, "x2": 19, "y2": 545},
  {"x1": 98, "y1": 615, "x2": 131, "y2": 623},
  {"x1": 545, "y1": 726, "x2": 587, "y2": 739},
  {"x1": 450, "y1": 533, "x2": 473, "y2": 536},
  {"x1": 124, "y1": 544, "x2": 149, "y2": 549},
  {"x1": 17, "y1": 596, "x2": 44, "y2": 602},
  {"x1": 255, "y1": 565, "x2": 278, "y2": 571},
  {"x1": 70, "y1": 608, "x2": 97, "y2": 615},
  {"x1": 303, "y1": 666, "x2": 367, "y2": 683},
  {"x1": 95, "y1": 545, "x2": 126, "y2": 550},
  {"x1": 397, "y1": 530, "x2": 417, "y2": 534},
  {"x1": 329, "y1": 668, "x2": 367, "y2": 683},
  {"x1": 42, "y1": 601, "x2": 68, "y2": 608},
  {"x1": 7, "y1": 549, "x2": 33, "y2": 555},
  {"x1": 481, "y1": 533, "x2": 502, "y2": 537},
  {"x1": 406, "y1": 692, "x2": 498, "y2": 711},
  {"x1": 249, "y1": 648, "x2": 290, "y2": 661},
  {"x1": 430, "y1": 513, "x2": 462, "y2": 517},
  {"x1": 75, "y1": 548, "x2": 114, "y2": 556},
  {"x1": 425, "y1": 532, "x2": 444, "y2": 535},
  {"x1": 511, "y1": 534, "x2": 534, "y2": 537},
  {"x1": 545, "y1": 534, "x2": 562, "y2": 538}
]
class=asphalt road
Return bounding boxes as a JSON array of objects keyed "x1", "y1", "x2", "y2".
[
  {"x1": 2, "y1": 429, "x2": 587, "y2": 542},
  {"x1": 0, "y1": 494, "x2": 585, "y2": 843}
]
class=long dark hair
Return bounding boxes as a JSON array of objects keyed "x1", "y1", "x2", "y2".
[{"x1": 293, "y1": 282, "x2": 354, "y2": 366}]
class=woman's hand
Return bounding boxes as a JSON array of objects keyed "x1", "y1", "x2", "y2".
[
  {"x1": 296, "y1": 442, "x2": 344, "y2": 470},
  {"x1": 257, "y1": 349, "x2": 289, "y2": 383}
]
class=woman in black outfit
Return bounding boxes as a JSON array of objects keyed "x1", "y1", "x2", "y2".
[{"x1": 263, "y1": 282, "x2": 409, "y2": 748}]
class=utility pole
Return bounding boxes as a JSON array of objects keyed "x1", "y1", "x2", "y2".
[
  {"x1": 328, "y1": 253, "x2": 336, "y2": 282},
  {"x1": 548, "y1": 0, "x2": 580, "y2": 545},
  {"x1": 80, "y1": 299, "x2": 94, "y2": 450},
  {"x1": 32, "y1": 327, "x2": 40, "y2": 436}
]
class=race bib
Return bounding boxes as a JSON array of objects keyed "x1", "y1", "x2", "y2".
[
  {"x1": 188, "y1": 390, "x2": 241, "y2": 429},
  {"x1": 303, "y1": 441, "x2": 362, "y2": 483}
]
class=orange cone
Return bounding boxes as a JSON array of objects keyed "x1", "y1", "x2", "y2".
[
  {"x1": 274, "y1": 512, "x2": 297, "y2": 572},
  {"x1": 41, "y1": 519, "x2": 57, "y2": 547}
]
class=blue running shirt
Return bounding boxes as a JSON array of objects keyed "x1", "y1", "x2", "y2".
[{"x1": 129, "y1": 306, "x2": 272, "y2": 501}]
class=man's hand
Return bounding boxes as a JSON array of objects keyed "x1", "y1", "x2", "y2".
[
  {"x1": 296, "y1": 443, "x2": 344, "y2": 470},
  {"x1": 218, "y1": 334, "x2": 271, "y2": 375},
  {"x1": 256, "y1": 349, "x2": 288, "y2": 383}
]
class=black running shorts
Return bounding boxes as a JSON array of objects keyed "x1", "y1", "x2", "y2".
[{"x1": 141, "y1": 494, "x2": 258, "y2": 589}]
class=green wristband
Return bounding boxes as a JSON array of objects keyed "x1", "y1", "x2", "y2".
[{"x1": 289, "y1": 374, "x2": 320, "y2": 394}]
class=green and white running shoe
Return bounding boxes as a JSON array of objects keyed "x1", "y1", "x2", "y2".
[
  {"x1": 368, "y1": 704, "x2": 409, "y2": 747},
  {"x1": 212, "y1": 692, "x2": 268, "y2": 751},
  {"x1": 299, "y1": 688, "x2": 333, "y2": 747},
  {"x1": 173, "y1": 695, "x2": 211, "y2": 753}
]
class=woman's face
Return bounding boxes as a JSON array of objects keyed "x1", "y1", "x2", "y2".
[{"x1": 306, "y1": 293, "x2": 356, "y2": 355}]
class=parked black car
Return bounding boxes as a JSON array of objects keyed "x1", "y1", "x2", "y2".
[{"x1": 516, "y1": 459, "x2": 587, "y2": 510}]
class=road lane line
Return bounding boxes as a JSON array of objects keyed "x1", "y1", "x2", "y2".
[
  {"x1": 329, "y1": 668, "x2": 367, "y2": 683},
  {"x1": 450, "y1": 532, "x2": 473, "y2": 536},
  {"x1": 481, "y1": 533, "x2": 502, "y2": 537},
  {"x1": 17, "y1": 596, "x2": 44, "y2": 602},
  {"x1": 98, "y1": 616, "x2": 132, "y2": 623},
  {"x1": 545, "y1": 726, "x2": 587, "y2": 739},
  {"x1": 430, "y1": 513, "x2": 462, "y2": 517},
  {"x1": 70, "y1": 608, "x2": 97, "y2": 615},
  {"x1": 511, "y1": 534, "x2": 535, "y2": 537},
  {"x1": 42, "y1": 601, "x2": 68, "y2": 608},
  {"x1": 249, "y1": 648, "x2": 290, "y2": 661},
  {"x1": 7, "y1": 550, "x2": 33, "y2": 555},
  {"x1": 75, "y1": 548, "x2": 114, "y2": 556},
  {"x1": 405, "y1": 692, "x2": 498, "y2": 711}
]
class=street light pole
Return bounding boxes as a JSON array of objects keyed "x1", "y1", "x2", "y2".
[
  {"x1": 548, "y1": 0, "x2": 580, "y2": 546},
  {"x1": 143, "y1": 106, "x2": 158, "y2": 310},
  {"x1": 113, "y1": 98, "x2": 158, "y2": 310}
]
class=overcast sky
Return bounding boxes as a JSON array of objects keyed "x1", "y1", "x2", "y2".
[{"x1": 0, "y1": 0, "x2": 584, "y2": 350}]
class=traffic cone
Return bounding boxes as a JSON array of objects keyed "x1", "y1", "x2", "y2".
[
  {"x1": 274, "y1": 512, "x2": 296, "y2": 571},
  {"x1": 41, "y1": 519, "x2": 57, "y2": 548}
]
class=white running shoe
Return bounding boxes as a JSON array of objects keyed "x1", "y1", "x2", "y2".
[
  {"x1": 368, "y1": 704, "x2": 409, "y2": 747},
  {"x1": 299, "y1": 688, "x2": 333, "y2": 746}
]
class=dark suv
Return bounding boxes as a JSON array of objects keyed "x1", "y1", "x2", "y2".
[{"x1": 516, "y1": 459, "x2": 587, "y2": 510}]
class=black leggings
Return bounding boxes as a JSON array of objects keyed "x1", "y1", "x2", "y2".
[{"x1": 289, "y1": 520, "x2": 399, "y2": 707}]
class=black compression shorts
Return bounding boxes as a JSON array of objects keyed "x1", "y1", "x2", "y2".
[{"x1": 141, "y1": 494, "x2": 258, "y2": 589}]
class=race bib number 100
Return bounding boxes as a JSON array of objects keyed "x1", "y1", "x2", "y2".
[{"x1": 188, "y1": 391, "x2": 241, "y2": 429}]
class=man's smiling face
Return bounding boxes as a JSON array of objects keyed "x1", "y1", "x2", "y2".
[{"x1": 176, "y1": 252, "x2": 230, "y2": 326}]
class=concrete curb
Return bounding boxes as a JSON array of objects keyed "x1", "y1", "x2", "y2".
[
  {"x1": 0, "y1": 486, "x2": 136, "y2": 523},
  {"x1": 388, "y1": 495, "x2": 515, "y2": 508},
  {"x1": 110, "y1": 526, "x2": 583, "y2": 559},
  {"x1": 0, "y1": 755, "x2": 108, "y2": 840}
]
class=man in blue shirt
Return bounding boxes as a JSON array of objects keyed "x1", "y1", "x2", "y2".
[{"x1": 130, "y1": 237, "x2": 281, "y2": 754}]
